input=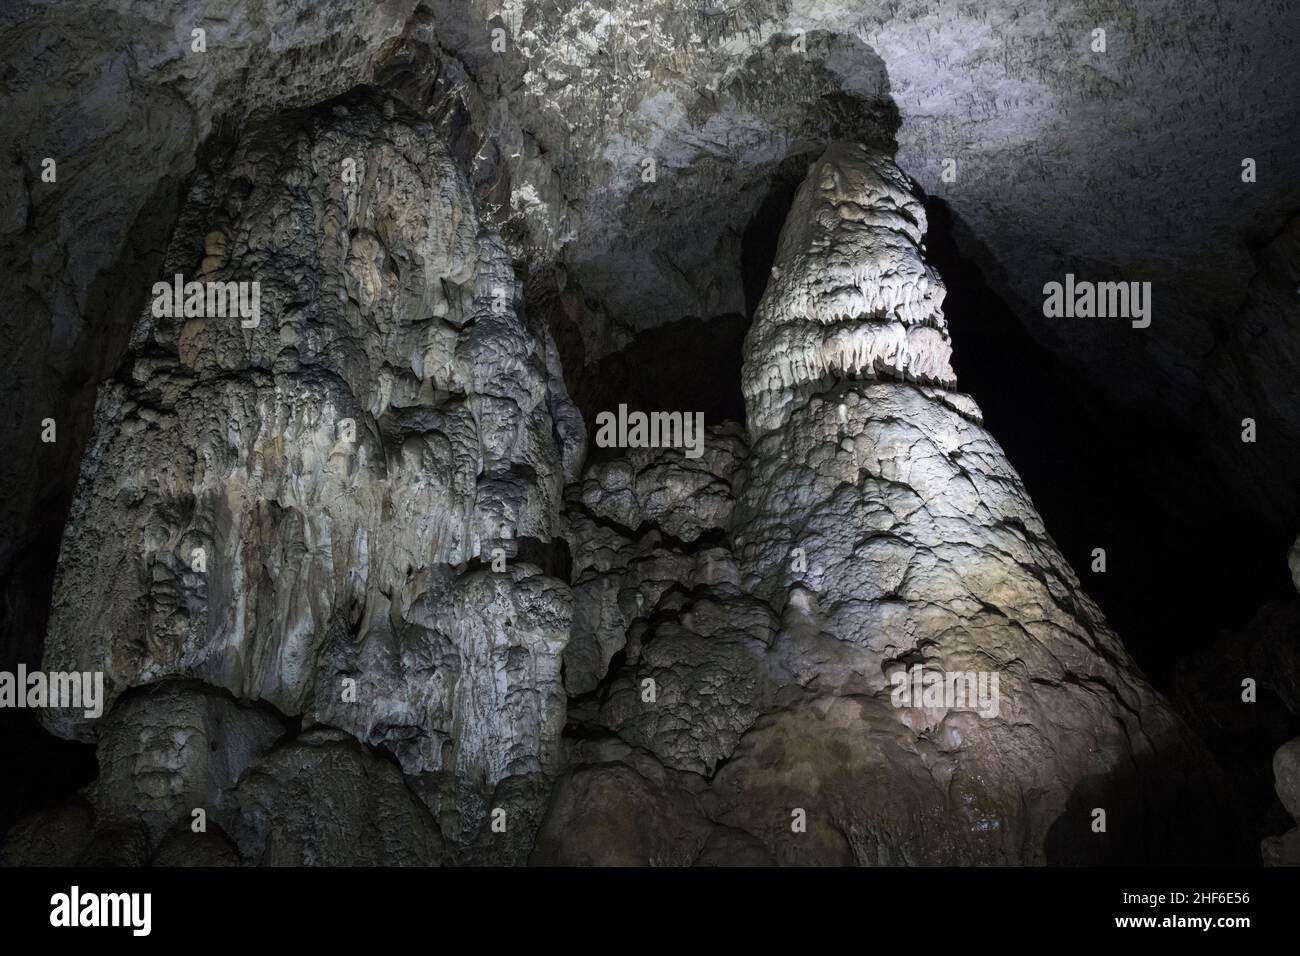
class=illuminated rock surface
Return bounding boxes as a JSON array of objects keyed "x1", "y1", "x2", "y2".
[
  {"x1": 539, "y1": 146, "x2": 1230, "y2": 864},
  {"x1": 4, "y1": 1, "x2": 1296, "y2": 866}
]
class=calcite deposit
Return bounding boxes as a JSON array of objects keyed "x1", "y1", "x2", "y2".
[
  {"x1": 3, "y1": 1, "x2": 1299, "y2": 868},
  {"x1": 541, "y1": 145, "x2": 1230, "y2": 865},
  {"x1": 742, "y1": 144, "x2": 955, "y2": 431},
  {"x1": 2, "y1": 108, "x2": 1237, "y2": 866},
  {"x1": 31, "y1": 94, "x2": 580, "y2": 863}
]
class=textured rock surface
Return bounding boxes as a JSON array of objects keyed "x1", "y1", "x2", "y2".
[
  {"x1": 1, "y1": 0, "x2": 427, "y2": 667},
  {"x1": 88, "y1": 681, "x2": 284, "y2": 848},
  {"x1": 416, "y1": 0, "x2": 1300, "y2": 399},
  {"x1": 6, "y1": 682, "x2": 444, "y2": 865},
  {"x1": 742, "y1": 143, "x2": 955, "y2": 431},
  {"x1": 228, "y1": 728, "x2": 443, "y2": 866},
  {"x1": 151, "y1": 828, "x2": 242, "y2": 867},
  {"x1": 562, "y1": 425, "x2": 747, "y2": 694},
  {"x1": 540, "y1": 144, "x2": 1229, "y2": 864},
  {"x1": 9, "y1": 134, "x2": 1240, "y2": 866},
  {"x1": 31, "y1": 94, "x2": 576, "y2": 861},
  {"x1": 0, "y1": 803, "x2": 93, "y2": 867},
  {"x1": 1262, "y1": 737, "x2": 1300, "y2": 866},
  {"x1": 7, "y1": 1, "x2": 1291, "y2": 863},
  {"x1": 8, "y1": 4, "x2": 1300, "y2": 665},
  {"x1": 1272, "y1": 738, "x2": 1300, "y2": 823}
]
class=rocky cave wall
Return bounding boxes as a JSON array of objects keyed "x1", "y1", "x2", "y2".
[{"x1": 3, "y1": 0, "x2": 1300, "y2": 864}]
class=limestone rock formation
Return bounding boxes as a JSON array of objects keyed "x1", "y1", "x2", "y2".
[
  {"x1": 31, "y1": 92, "x2": 578, "y2": 861},
  {"x1": 742, "y1": 144, "x2": 955, "y2": 431},
  {"x1": 3, "y1": 0, "x2": 1297, "y2": 874},
  {"x1": 1, "y1": 0, "x2": 431, "y2": 676},
  {"x1": 88, "y1": 681, "x2": 284, "y2": 850},
  {"x1": 562, "y1": 425, "x2": 748, "y2": 694},
  {"x1": 540, "y1": 144, "x2": 1228, "y2": 865},
  {"x1": 9, "y1": 65, "x2": 1264, "y2": 865},
  {"x1": 1270, "y1": 738, "x2": 1300, "y2": 825},
  {"x1": 12, "y1": 135, "x2": 1236, "y2": 866},
  {"x1": 228, "y1": 727, "x2": 444, "y2": 867},
  {"x1": 8, "y1": 6, "x2": 1298, "y2": 688}
]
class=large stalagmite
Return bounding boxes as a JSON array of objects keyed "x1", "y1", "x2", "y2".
[
  {"x1": 540, "y1": 144, "x2": 1229, "y2": 864},
  {"x1": 729, "y1": 143, "x2": 1212, "y2": 861},
  {"x1": 29, "y1": 94, "x2": 582, "y2": 864}
]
